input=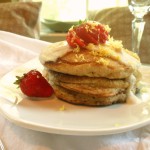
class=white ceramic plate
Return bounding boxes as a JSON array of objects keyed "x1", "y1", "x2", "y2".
[{"x1": 0, "y1": 58, "x2": 150, "y2": 136}]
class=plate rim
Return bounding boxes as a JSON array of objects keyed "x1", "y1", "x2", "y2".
[{"x1": 0, "y1": 100, "x2": 150, "y2": 136}]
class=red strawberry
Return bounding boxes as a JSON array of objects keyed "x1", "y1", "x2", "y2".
[
  {"x1": 14, "y1": 70, "x2": 53, "y2": 97},
  {"x1": 66, "y1": 20, "x2": 110, "y2": 49}
]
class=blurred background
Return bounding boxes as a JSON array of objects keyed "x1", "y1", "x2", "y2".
[
  {"x1": 22, "y1": 0, "x2": 128, "y2": 22},
  {"x1": 1, "y1": 0, "x2": 129, "y2": 34},
  {"x1": 17, "y1": 0, "x2": 129, "y2": 41}
]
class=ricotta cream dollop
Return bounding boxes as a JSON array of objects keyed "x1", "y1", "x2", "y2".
[{"x1": 39, "y1": 41, "x2": 72, "y2": 64}]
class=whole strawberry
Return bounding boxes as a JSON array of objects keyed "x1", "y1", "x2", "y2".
[
  {"x1": 14, "y1": 70, "x2": 53, "y2": 97},
  {"x1": 66, "y1": 20, "x2": 110, "y2": 49}
]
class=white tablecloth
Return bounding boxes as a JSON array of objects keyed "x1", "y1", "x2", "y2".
[{"x1": 0, "y1": 31, "x2": 150, "y2": 150}]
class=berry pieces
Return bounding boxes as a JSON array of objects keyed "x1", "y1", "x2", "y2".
[{"x1": 66, "y1": 21, "x2": 110, "y2": 49}]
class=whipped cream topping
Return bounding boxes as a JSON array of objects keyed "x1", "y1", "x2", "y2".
[
  {"x1": 126, "y1": 91, "x2": 141, "y2": 104},
  {"x1": 126, "y1": 74, "x2": 140, "y2": 104},
  {"x1": 39, "y1": 41, "x2": 72, "y2": 64}
]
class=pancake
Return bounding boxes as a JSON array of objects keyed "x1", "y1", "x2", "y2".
[
  {"x1": 50, "y1": 71, "x2": 129, "y2": 88},
  {"x1": 57, "y1": 82, "x2": 125, "y2": 97},
  {"x1": 45, "y1": 49, "x2": 134, "y2": 79},
  {"x1": 53, "y1": 85, "x2": 127, "y2": 106}
]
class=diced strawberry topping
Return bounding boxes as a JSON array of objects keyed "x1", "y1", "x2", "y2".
[{"x1": 66, "y1": 21, "x2": 110, "y2": 49}]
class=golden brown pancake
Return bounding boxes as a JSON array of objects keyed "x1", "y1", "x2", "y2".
[
  {"x1": 53, "y1": 85, "x2": 127, "y2": 106},
  {"x1": 45, "y1": 49, "x2": 134, "y2": 79},
  {"x1": 56, "y1": 82, "x2": 125, "y2": 97},
  {"x1": 50, "y1": 71, "x2": 129, "y2": 88}
]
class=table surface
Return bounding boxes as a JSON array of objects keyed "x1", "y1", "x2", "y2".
[{"x1": 0, "y1": 31, "x2": 150, "y2": 150}]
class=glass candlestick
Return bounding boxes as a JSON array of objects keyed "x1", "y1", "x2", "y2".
[{"x1": 128, "y1": 0, "x2": 150, "y2": 54}]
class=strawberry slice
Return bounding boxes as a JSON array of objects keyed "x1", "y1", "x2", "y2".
[
  {"x1": 66, "y1": 20, "x2": 110, "y2": 49},
  {"x1": 14, "y1": 70, "x2": 53, "y2": 97}
]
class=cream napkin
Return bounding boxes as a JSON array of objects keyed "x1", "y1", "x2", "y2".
[
  {"x1": 0, "y1": 30, "x2": 49, "y2": 77},
  {"x1": 0, "y1": 31, "x2": 150, "y2": 150}
]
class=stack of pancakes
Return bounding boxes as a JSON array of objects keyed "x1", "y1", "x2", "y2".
[{"x1": 41, "y1": 41, "x2": 141, "y2": 106}]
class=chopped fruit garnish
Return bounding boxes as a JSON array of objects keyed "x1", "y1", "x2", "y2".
[
  {"x1": 14, "y1": 70, "x2": 53, "y2": 97},
  {"x1": 66, "y1": 20, "x2": 110, "y2": 49}
]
